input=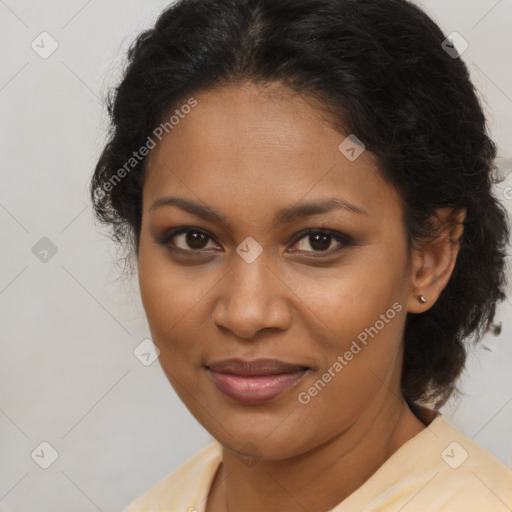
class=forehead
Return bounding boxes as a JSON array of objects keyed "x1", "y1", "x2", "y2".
[{"x1": 143, "y1": 82, "x2": 403, "y2": 226}]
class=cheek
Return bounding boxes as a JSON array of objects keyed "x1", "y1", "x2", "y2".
[
  {"x1": 293, "y1": 347, "x2": 398, "y2": 447},
  {"x1": 138, "y1": 235, "x2": 206, "y2": 338},
  {"x1": 285, "y1": 245, "x2": 408, "y2": 349},
  {"x1": 292, "y1": 297, "x2": 407, "y2": 448},
  {"x1": 288, "y1": 245, "x2": 408, "y2": 408},
  {"x1": 137, "y1": 236, "x2": 202, "y2": 345},
  {"x1": 137, "y1": 254, "x2": 205, "y2": 402}
]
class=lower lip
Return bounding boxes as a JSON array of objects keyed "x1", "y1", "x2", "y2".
[{"x1": 207, "y1": 369, "x2": 308, "y2": 404}]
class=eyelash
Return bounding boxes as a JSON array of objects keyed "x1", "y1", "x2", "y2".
[{"x1": 156, "y1": 226, "x2": 353, "y2": 257}]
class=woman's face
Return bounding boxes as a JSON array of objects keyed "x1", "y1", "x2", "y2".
[{"x1": 138, "y1": 82, "x2": 416, "y2": 460}]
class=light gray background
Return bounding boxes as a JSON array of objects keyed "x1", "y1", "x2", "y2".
[{"x1": 1, "y1": 1, "x2": 511, "y2": 511}]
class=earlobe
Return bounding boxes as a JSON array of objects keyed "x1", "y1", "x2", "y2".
[{"x1": 406, "y1": 207, "x2": 466, "y2": 314}]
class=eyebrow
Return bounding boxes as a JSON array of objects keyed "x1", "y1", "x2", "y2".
[{"x1": 149, "y1": 195, "x2": 368, "y2": 224}]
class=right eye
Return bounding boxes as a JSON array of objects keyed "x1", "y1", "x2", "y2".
[{"x1": 157, "y1": 227, "x2": 221, "y2": 252}]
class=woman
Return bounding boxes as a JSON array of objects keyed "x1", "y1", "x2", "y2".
[{"x1": 90, "y1": 0, "x2": 512, "y2": 510}]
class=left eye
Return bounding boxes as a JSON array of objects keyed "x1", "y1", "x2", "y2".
[{"x1": 290, "y1": 229, "x2": 349, "y2": 254}]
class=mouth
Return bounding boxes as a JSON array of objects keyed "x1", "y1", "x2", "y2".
[{"x1": 205, "y1": 358, "x2": 311, "y2": 404}]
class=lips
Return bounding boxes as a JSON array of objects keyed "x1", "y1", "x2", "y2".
[
  {"x1": 206, "y1": 358, "x2": 310, "y2": 404},
  {"x1": 207, "y1": 358, "x2": 309, "y2": 375}
]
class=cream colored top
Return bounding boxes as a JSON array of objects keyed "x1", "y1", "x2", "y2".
[{"x1": 123, "y1": 413, "x2": 512, "y2": 511}]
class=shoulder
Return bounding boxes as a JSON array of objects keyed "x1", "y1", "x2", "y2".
[
  {"x1": 373, "y1": 414, "x2": 512, "y2": 511},
  {"x1": 122, "y1": 440, "x2": 222, "y2": 512},
  {"x1": 334, "y1": 412, "x2": 512, "y2": 512},
  {"x1": 420, "y1": 415, "x2": 512, "y2": 509}
]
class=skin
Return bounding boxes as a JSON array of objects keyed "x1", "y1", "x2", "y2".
[{"x1": 137, "y1": 81, "x2": 465, "y2": 512}]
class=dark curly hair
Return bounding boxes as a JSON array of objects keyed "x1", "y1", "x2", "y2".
[{"x1": 90, "y1": 0, "x2": 510, "y2": 409}]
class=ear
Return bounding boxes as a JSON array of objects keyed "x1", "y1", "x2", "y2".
[{"x1": 407, "y1": 207, "x2": 466, "y2": 313}]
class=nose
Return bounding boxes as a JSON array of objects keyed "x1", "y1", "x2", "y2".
[{"x1": 211, "y1": 252, "x2": 292, "y2": 339}]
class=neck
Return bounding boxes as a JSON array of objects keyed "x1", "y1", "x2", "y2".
[{"x1": 207, "y1": 394, "x2": 427, "y2": 512}]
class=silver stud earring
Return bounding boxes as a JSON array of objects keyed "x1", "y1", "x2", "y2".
[{"x1": 418, "y1": 295, "x2": 427, "y2": 304}]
